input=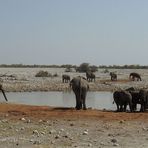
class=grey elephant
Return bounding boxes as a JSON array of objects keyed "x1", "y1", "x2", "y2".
[
  {"x1": 126, "y1": 88, "x2": 148, "y2": 112},
  {"x1": 62, "y1": 74, "x2": 70, "y2": 83},
  {"x1": 128, "y1": 90, "x2": 140, "y2": 111},
  {"x1": 110, "y1": 72, "x2": 117, "y2": 81},
  {"x1": 129, "y1": 72, "x2": 141, "y2": 81},
  {"x1": 125, "y1": 87, "x2": 139, "y2": 111},
  {"x1": 70, "y1": 76, "x2": 89, "y2": 110},
  {"x1": 113, "y1": 90, "x2": 133, "y2": 112},
  {"x1": 138, "y1": 89, "x2": 148, "y2": 112},
  {"x1": 0, "y1": 84, "x2": 8, "y2": 101},
  {"x1": 86, "y1": 71, "x2": 95, "y2": 82}
]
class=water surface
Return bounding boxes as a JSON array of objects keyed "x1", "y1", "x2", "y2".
[{"x1": 0, "y1": 91, "x2": 115, "y2": 110}]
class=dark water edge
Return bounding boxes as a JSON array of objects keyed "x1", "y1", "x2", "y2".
[{"x1": 0, "y1": 91, "x2": 116, "y2": 110}]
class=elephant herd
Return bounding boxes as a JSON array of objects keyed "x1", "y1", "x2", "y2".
[
  {"x1": 113, "y1": 88, "x2": 148, "y2": 112},
  {"x1": 62, "y1": 71, "x2": 95, "y2": 83},
  {"x1": 63, "y1": 71, "x2": 142, "y2": 83},
  {"x1": 62, "y1": 71, "x2": 145, "y2": 111},
  {"x1": 70, "y1": 75, "x2": 148, "y2": 112},
  {"x1": 0, "y1": 71, "x2": 146, "y2": 113},
  {"x1": 110, "y1": 72, "x2": 142, "y2": 81}
]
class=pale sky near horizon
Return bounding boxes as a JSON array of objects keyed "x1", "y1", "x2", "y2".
[{"x1": 0, "y1": 0, "x2": 148, "y2": 66}]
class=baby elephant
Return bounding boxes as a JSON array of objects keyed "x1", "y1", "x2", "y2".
[{"x1": 113, "y1": 90, "x2": 133, "y2": 112}]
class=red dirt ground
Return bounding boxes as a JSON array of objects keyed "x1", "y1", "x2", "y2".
[{"x1": 0, "y1": 103, "x2": 148, "y2": 122}]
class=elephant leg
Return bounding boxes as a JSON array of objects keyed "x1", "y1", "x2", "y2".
[
  {"x1": 123, "y1": 104, "x2": 127, "y2": 112},
  {"x1": 140, "y1": 103, "x2": 145, "y2": 112},
  {"x1": 81, "y1": 90, "x2": 87, "y2": 110},
  {"x1": 1, "y1": 89, "x2": 8, "y2": 101},
  {"x1": 75, "y1": 94, "x2": 80, "y2": 110},
  {"x1": 129, "y1": 104, "x2": 133, "y2": 112},
  {"x1": 120, "y1": 105, "x2": 123, "y2": 112},
  {"x1": 135, "y1": 104, "x2": 137, "y2": 111},
  {"x1": 82, "y1": 96, "x2": 86, "y2": 110},
  {"x1": 80, "y1": 100, "x2": 83, "y2": 109},
  {"x1": 82, "y1": 99, "x2": 86, "y2": 110},
  {"x1": 129, "y1": 102, "x2": 133, "y2": 112},
  {"x1": 132, "y1": 103, "x2": 137, "y2": 111},
  {"x1": 76, "y1": 93, "x2": 82, "y2": 110},
  {"x1": 144, "y1": 104, "x2": 147, "y2": 112},
  {"x1": 116, "y1": 104, "x2": 120, "y2": 112},
  {"x1": 79, "y1": 97, "x2": 82, "y2": 109}
]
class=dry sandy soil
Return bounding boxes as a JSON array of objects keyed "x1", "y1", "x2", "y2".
[
  {"x1": 0, "y1": 103, "x2": 148, "y2": 148},
  {"x1": 0, "y1": 68, "x2": 148, "y2": 148}
]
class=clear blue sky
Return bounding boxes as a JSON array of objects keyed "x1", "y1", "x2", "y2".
[{"x1": 0, "y1": 0, "x2": 148, "y2": 66}]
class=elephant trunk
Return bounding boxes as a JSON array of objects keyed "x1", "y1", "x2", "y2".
[{"x1": 1, "y1": 89, "x2": 8, "y2": 101}]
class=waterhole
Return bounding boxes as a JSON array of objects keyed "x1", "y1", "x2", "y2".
[{"x1": 0, "y1": 91, "x2": 115, "y2": 110}]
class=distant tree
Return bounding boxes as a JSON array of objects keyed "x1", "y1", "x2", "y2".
[
  {"x1": 76, "y1": 63, "x2": 90, "y2": 72},
  {"x1": 75, "y1": 63, "x2": 98, "y2": 73},
  {"x1": 89, "y1": 65, "x2": 98, "y2": 72}
]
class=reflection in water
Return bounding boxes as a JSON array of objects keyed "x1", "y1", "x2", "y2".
[
  {"x1": 62, "y1": 91, "x2": 75, "y2": 108},
  {"x1": 0, "y1": 91, "x2": 115, "y2": 110},
  {"x1": 87, "y1": 91, "x2": 114, "y2": 110}
]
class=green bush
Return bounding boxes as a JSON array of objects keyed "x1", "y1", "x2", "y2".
[{"x1": 35, "y1": 71, "x2": 50, "y2": 77}]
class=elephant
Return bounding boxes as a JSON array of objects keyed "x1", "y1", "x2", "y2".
[
  {"x1": 0, "y1": 84, "x2": 8, "y2": 101},
  {"x1": 110, "y1": 72, "x2": 117, "y2": 81},
  {"x1": 62, "y1": 74, "x2": 70, "y2": 83},
  {"x1": 113, "y1": 90, "x2": 133, "y2": 112},
  {"x1": 128, "y1": 90, "x2": 140, "y2": 111},
  {"x1": 86, "y1": 71, "x2": 95, "y2": 82},
  {"x1": 138, "y1": 89, "x2": 148, "y2": 112},
  {"x1": 129, "y1": 72, "x2": 141, "y2": 81},
  {"x1": 70, "y1": 76, "x2": 89, "y2": 110},
  {"x1": 126, "y1": 88, "x2": 148, "y2": 112},
  {"x1": 125, "y1": 87, "x2": 139, "y2": 111}
]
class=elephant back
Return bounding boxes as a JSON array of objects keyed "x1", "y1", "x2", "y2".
[
  {"x1": 130, "y1": 91, "x2": 140, "y2": 103},
  {"x1": 70, "y1": 76, "x2": 89, "y2": 91},
  {"x1": 113, "y1": 90, "x2": 132, "y2": 104},
  {"x1": 80, "y1": 77, "x2": 89, "y2": 90}
]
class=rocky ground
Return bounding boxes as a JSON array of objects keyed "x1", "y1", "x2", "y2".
[
  {"x1": 0, "y1": 68, "x2": 148, "y2": 148},
  {"x1": 0, "y1": 103, "x2": 148, "y2": 148},
  {"x1": 0, "y1": 67, "x2": 148, "y2": 92}
]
